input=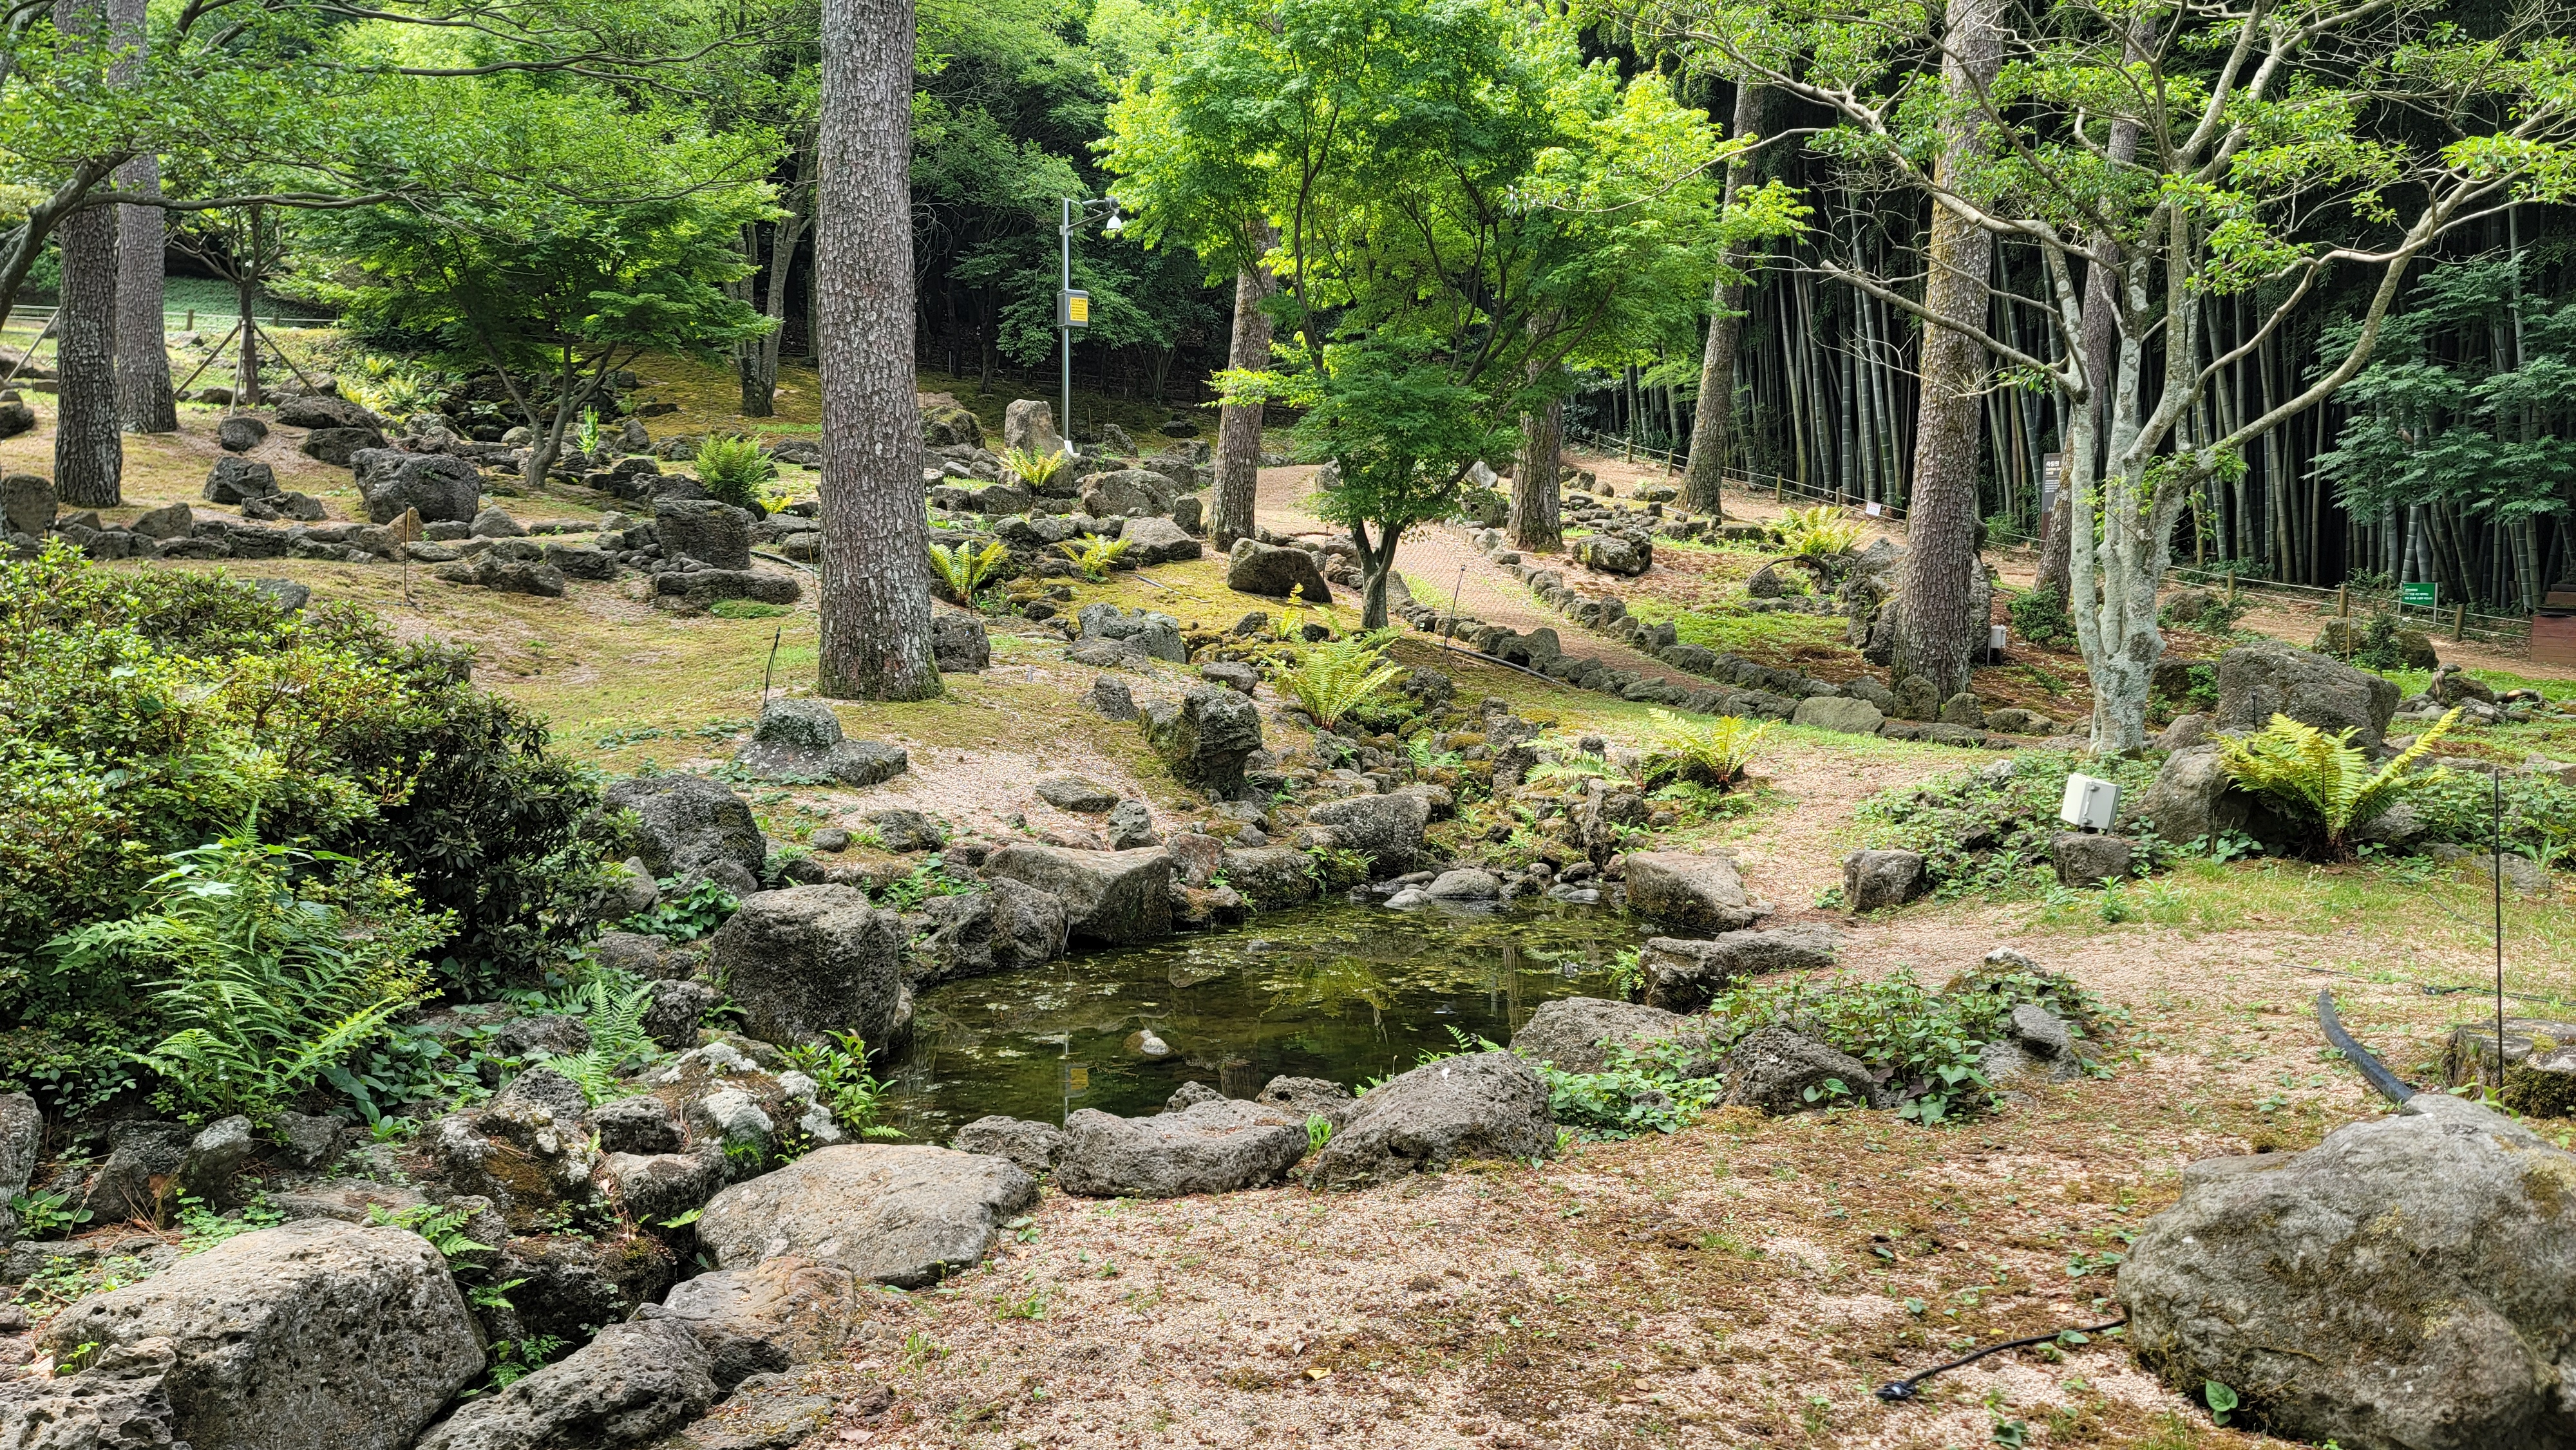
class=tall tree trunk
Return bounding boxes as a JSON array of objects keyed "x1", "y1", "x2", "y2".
[
  {"x1": 109, "y1": 0, "x2": 171, "y2": 433},
  {"x1": 815, "y1": 0, "x2": 938, "y2": 701},
  {"x1": 1678, "y1": 89, "x2": 1768, "y2": 516},
  {"x1": 2037, "y1": 24, "x2": 2146, "y2": 602},
  {"x1": 1212, "y1": 255, "x2": 1273, "y2": 551},
  {"x1": 1890, "y1": 0, "x2": 2002, "y2": 699},
  {"x1": 234, "y1": 260, "x2": 261, "y2": 408},
  {"x1": 1511, "y1": 380, "x2": 1565, "y2": 552},
  {"x1": 54, "y1": 0, "x2": 122, "y2": 506}
]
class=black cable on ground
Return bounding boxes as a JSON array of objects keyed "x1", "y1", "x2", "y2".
[
  {"x1": 2316, "y1": 988, "x2": 2420, "y2": 1107},
  {"x1": 1874, "y1": 1318, "x2": 2128, "y2": 1403}
]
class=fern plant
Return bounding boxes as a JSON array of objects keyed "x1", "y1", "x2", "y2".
[
  {"x1": 1267, "y1": 629, "x2": 1405, "y2": 730},
  {"x1": 1003, "y1": 445, "x2": 1068, "y2": 491},
  {"x1": 529, "y1": 977, "x2": 659, "y2": 1104},
  {"x1": 1057, "y1": 534, "x2": 1133, "y2": 581},
  {"x1": 1775, "y1": 505, "x2": 1863, "y2": 559},
  {"x1": 1647, "y1": 710, "x2": 1768, "y2": 788},
  {"x1": 2215, "y1": 707, "x2": 2461, "y2": 854},
  {"x1": 928, "y1": 539, "x2": 1010, "y2": 604},
  {"x1": 44, "y1": 827, "x2": 447, "y2": 1123},
  {"x1": 573, "y1": 408, "x2": 603, "y2": 457},
  {"x1": 694, "y1": 434, "x2": 779, "y2": 511}
]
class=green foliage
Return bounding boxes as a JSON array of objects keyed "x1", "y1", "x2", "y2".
[
  {"x1": 1774, "y1": 505, "x2": 1862, "y2": 559},
  {"x1": 2407, "y1": 769, "x2": 2576, "y2": 868},
  {"x1": 8, "y1": 1187, "x2": 91, "y2": 1239},
  {"x1": 364, "y1": 1202, "x2": 494, "y2": 1264},
  {"x1": 928, "y1": 539, "x2": 1012, "y2": 605},
  {"x1": 341, "y1": 356, "x2": 448, "y2": 421},
  {"x1": 2202, "y1": 1380, "x2": 2240, "y2": 1426},
  {"x1": 1265, "y1": 630, "x2": 1405, "y2": 731},
  {"x1": 1642, "y1": 710, "x2": 1767, "y2": 789},
  {"x1": 1303, "y1": 845, "x2": 1374, "y2": 892},
  {"x1": 2005, "y1": 588, "x2": 2076, "y2": 650},
  {"x1": 778, "y1": 1030, "x2": 904, "y2": 1138},
  {"x1": 528, "y1": 977, "x2": 660, "y2": 1104},
  {"x1": 46, "y1": 829, "x2": 446, "y2": 1124},
  {"x1": 2217, "y1": 709, "x2": 2459, "y2": 854},
  {"x1": 616, "y1": 876, "x2": 739, "y2": 941},
  {"x1": 867, "y1": 855, "x2": 978, "y2": 911},
  {"x1": 1537, "y1": 1038, "x2": 1727, "y2": 1140},
  {"x1": 692, "y1": 435, "x2": 779, "y2": 512},
  {"x1": 709, "y1": 599, "x2": 790, "y2": 619},
  {"x1": 1001, "y1": 446, "x2": 1068, "y2": 491},
  {"x1": 0, "y1": 551, "x2": 613, "y2": 1113},
  {"x1": 1705, "y1": 967, "x2": 2113, "y2": 1125},
  {"x1": 1305, "y1": 1115, "x2": 1332, "y2": 1155},
  {"x1": 1057, "y1": 535, "x2": 1133, "y2": 581},
  {"x1": 1858, "y1": 751, "x2": 2167, "y2": 896}
]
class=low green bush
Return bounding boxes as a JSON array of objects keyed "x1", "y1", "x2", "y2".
[
  {"x1": 1855, "y1": 749, "x2": 2166, "y2": 896},
  {"x1": 2004, "y1": 587, "x2": 2076, "y2": 648},
  {"x1": 693, "y1": 434, "x2": 779, "y2": 511},
  {"x1": 0, "y1": 548, "x2": 616, "y2": 1116}
]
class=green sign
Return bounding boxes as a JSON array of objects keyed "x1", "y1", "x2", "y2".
[{"x1": 2400, "y1": 581, "x2": 2439, "y2": 608}]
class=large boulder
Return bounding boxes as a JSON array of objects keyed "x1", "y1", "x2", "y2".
[
  {"x1": 1086, "y1": 469, "x2": 1177, "y2": 519},
  {"x1": 2121, "y1": 1094, "x2": 2576, "y2": 1450},
  {"x1": 1790, "y1": 695, "x2": 1886, "y2": 736},
  {"x1": 1842, "y1": 849, "x2": 1927, "y2": 910},
  {"x1": 694, "y1": 1144, "x2": 1036, "y2": 1288},
  {"x1": 1225, "y1": 537, "x2": 1332, "y2": 602},
  {"x1": 656, "y1": 498, "x2": 755, "y2": 570},
  {"x1": 1076, "y1": 603, "x2": 1188, "y2": 663},
  {"x1": 1639, "y1": 925, "x2": 1841, "y2": 1012},
  {"x1": 35, "y1": 1219, "x2": 484, "y2": 1450},
  {"x1": 1305, "y1": 793, "x2": 1431, "y2": 873},
  {"x1": 1511, "y1": 998, "x2": 1714, "y2": 1077},
  {"x1": 353, "y1": 449, "x2": 481, "y2": 524},
  {"x1": 200, "y1": 457, "x2": 278, "y2": 505},
  {"x1": 732, "y1": 698, "x2": 907, "y2": 789},
  {"x1": 1001, "y1": 399, "x2": 1065, "y2": 459},
  {"x1": 1118, "y1": 513, "x2": 1200, "y2": 564},
  {"x1": 412, "y1": 1317, "x2": 715, "y2": 1450},
  {"x1": 988, "y1": 875, "x2": 1070, "y2": 967},
  {"x1": 1622, "y1": 850, "x2": 1763, "y2": 932},
  {"x1": 1307, "y1": 1051, "x2": 1554, "y2": 1190},
  {"x1": 274, "y1": 394, "x2": 379, "y2": 431},
  {"x1": 706, "y1": 885, "x2": 911, "y2": 1052},
  {"x1": 0, "y1": 473, "x2": 53, "y2": 536},
  {"x1": 0, "y1": 1339, "x2": 181, "y2": 1448},
  {"x1": 1719, "y1": 1026, "x2": 1879, "y2": 1115},
  {"x1": 1054, "y1": 1099, "x2": 1310, "y2": 1198},
  {"x1": 952, "y1": 1116, "x2": 1068, "y2": 1178},
  {"x1": 604, "y1": 773, "x2": 766, "y2": 892},
  {"x1": 981, "y1": 845, "x2": 1173, "y2": 945},
  {"x1": 0, "y1": 1091, "x2": 37, "y2": 1243},
  {"x1": 2139, "y1": 742, "x2": 2297, "y2": 851},
  {"x1": 2215, "y1": 639, "x2": 2403, "y2": 749},
  {"x1": 1218, "y1": 845, "x2": 1320, "y2": 910},
  {"x1": 643, "y1": 1255, "x2": 869, "y2": 1384},
  {"x1": 931, "y1": 612, "x2": 990, "y2": 672},
  {"x1": 79, "y1": 1120, "x2": 191, "y2": 1225},
  {"x1": 299, "y1": 426, "x2": 385, "y2": 466},
  {"x1": 1142, "y1": 686, "x2": 1264, "y2": 798},
  {"x1": 1572, "y1": 534, "x2": 1650, "y2": 576}
]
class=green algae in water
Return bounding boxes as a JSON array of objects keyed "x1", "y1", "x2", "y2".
[{"x1": 884, "y1": 900, "x2": 1651, "y2": 1139}]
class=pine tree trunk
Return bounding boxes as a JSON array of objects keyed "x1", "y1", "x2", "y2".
[
  {"x1": 1680, "y1": 86, "x2": 1766, "y2": 516},
  {"x1": 234, "y1": 264, "x2": 261, "y2": 409},
  {"x1": 815, "y1": 0, "x2": 939, "y2": 701},
  {"x1": 1212, "y1": 258, "x2": 1273, "y2": 550},
  {"x1": 54, "y1": 0, "x2": 120, "y2": 506},
  {"x1": 1890, "y1": 0, "x2": 2002, "y2": 700},
  {"x1": 1511, "y1": 388, "x2": 1564, "y2": 551},
  {"x1": 109, "y1": 0, "x2": 173, "y2": 433}
]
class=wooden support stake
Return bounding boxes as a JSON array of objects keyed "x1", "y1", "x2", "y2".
[{"x1": 2454, "y1": 602, "x2": 2468, "y2": 642}]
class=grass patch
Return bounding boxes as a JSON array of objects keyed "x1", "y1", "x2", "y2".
[{"x1": 1620, "y1": 594, "x2": 1856, "y2": 667}]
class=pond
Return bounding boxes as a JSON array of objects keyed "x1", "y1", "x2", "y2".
[{"x1": 882, "y1": 901, "x2": 1655, "y2": 1139}]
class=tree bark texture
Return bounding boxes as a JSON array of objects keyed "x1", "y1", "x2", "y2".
[
  {"x1": 54, "y1": 0, "x2": 123, "y2": 505},
  {"x1": 108, "y1": 0, "x2": 171, "y2": 432},
  {"x1": 1510, "y1": 386, "x2": 1564, "y2": 552},
  {"x1": 1680, "y1": 82, "x2": 1767, "y2": 517},
  {"x1": 1889, "y1": 0, "x2": 2002, "y2": 699},
  {"x1": 815, "y1": 0, "x2": 939, "y2": 701},
  {"x1": 1212, "y1": 259, "x2": 1273, "y2": 551}
]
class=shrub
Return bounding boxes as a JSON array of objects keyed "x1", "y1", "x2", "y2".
[
  {"x1": 2005, "y1": 587, "x2": 2076, "y2": 648},
  {"x1": 47, "y1": 829, "x2": 448, "y2": 1123},
  {"x1": 1267, "y1": 630, "x2": 1405, "y2": 730},
  {"x1": 1643, "y1": 709, "x2": 1766, "y2": 789},
  {"x1": 693, "y1": 434, "x2": 779, "y2": 511},
  {"x1": 1001, "y1": 446, "x2": 1068, "y2": 491},
  {"x1": 778, "y1": 1030, "x2": 905, "y2": 1137},
  {"x1": 927, "y1": 539, "x2": 1010, "y2": 604},
  {"x1": 2216, "y1": 708, "x2": 2459, "y2": 854},
  {"x1": 1774, "y1": 504, "x2": 1862, "y2": 559},
  {"x1": 0, "y1": 549, "x2": 613, "y2": 1114},
  {"x1": 1856, "y1": 749, "x2": 2166, "y2": 896},
  {"x1": 1056, "y1": 534, "x2": 1133, "y2": 581}
]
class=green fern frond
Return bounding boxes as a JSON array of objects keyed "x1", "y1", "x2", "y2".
[
  {"x1": 1266, "y1": 628, "x2": 1404, "y2": 730},
  {"x1": 927, "y1": 539, "x2": 1010, "y2": 602},
  {"x1": 2216, "y1": 708, "x2": 2459, "y2": 852}
]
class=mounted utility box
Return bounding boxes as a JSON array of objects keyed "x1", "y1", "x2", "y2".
[{"x1": 2060, "y1": 773, "x2": 2120, "y2": 831}]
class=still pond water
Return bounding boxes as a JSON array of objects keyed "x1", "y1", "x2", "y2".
[{"x1": 882, "y1": 901, "x2": 1654, "y2": 1138}]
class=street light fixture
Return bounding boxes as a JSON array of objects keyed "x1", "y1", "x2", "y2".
[{"x1": 1059, "y1": 195, "x2": 1123, "y2": 458}]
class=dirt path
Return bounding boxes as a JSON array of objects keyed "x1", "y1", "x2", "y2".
[{"x1": 1254, "y1": 466, "x2": 1727, "y2": 690}]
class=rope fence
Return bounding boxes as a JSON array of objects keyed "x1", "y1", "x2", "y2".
[{"x1": 2166, "y1": 565, "x2": 2534, "y2": 649}]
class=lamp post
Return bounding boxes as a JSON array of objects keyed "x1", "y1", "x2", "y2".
[{"x1": 1058, "y1": 195, "x2": 1123, "y2": 458}]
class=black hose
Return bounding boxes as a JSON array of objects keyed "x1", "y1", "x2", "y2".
[
  {"x1": 2315, "y1": 988, "x2": 2418, "y2": 1106},
  {"x1": 1875, "y1": 1318, "x2": 2128, "y2": 1402}
]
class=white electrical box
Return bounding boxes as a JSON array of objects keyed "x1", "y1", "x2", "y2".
[
  {"x1": 2060, "y1": 773, "x2": 2120, "y2": 831},
  {"x1": 1988, "y1": 624, "x2": 2008, "y2": 663}
]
